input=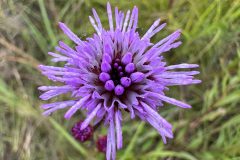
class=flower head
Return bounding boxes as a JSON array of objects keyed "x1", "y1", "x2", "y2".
[
  {"x1": 39, "y1": 2, "x2": 200, "y2": 160},
  {"x1": 97, "y1": 135, "x2": 107, "y2": 153},
  {"x1": 71, "y1": 121, "x2": 93, "y2": 142}
]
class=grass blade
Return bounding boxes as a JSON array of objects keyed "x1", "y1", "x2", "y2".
[{"x1": 38, "y1": 0, "x2": 57, "y2": 47}]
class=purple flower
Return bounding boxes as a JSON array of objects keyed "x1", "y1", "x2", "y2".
[
  {"x1": 71, "y1": 121, "x2": 93, "y2": 142},
  {"x1": 97, "y1": 135, "x2": 107, "y2": 153},
  {"x1": 38, "y1": 2, "x2": 201, "y2": 160}
]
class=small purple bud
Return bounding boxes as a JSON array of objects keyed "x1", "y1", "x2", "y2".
[
  {"x1": 103, "y1": 54, "x2": 112, "y2": 63},
  {"x1": 99, "y1": 72, "x2": 110, "y2": 82},
  {"x1": 104, "y1": 80, "x2": 115, "y2": 91},
  {"x1": 101, "y1": 61, "x2": 111, "y2": 73},
  {"x1": 125, "y1": 63, "x2": 135, "y2": 73},
  {"x1": 97, "y1": 136, "x2": 107, "y2": 153},
  {"x1": 71, "y1": 121, "x2": 93, "y2": 142},
  {"x1": 121, "y1": 52, "x2": 132, "y2": 65},
  {"x1": 120, "y1": 77, "x2": 131, "y2": 87},
  {"x1": 118, "y1": 66, "x2": 123, "y2": 71},
  {"x1": 114, "y1": 63, "x2": 119, "y2": 68},
  {"x1": 119, "y1": 72, "x2": 124, "y2": 77},
  {"x1": 114, "y1": 85, "x2": 124, "y2": 95},
  {"x1": 115, "y1": 58, "x2": 120, "y2": 63},
  {"x1": 130, "y1": 72, "x2": 145, "y2": 83}
]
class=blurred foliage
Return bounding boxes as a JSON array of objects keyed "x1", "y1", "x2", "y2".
[{"x1": 0, "y1": 0, "x2": 240, "y2": 159}]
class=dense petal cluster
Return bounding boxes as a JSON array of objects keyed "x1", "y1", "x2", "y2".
[{"x1": 39, "y1": 3, "x2": 200, "y2": 160}]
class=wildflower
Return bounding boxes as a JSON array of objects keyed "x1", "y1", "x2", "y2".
[
  {"x1": 38, "y1": 2, "x2": 201, "y2": 160},
  {"x1": 71, "y1": 121, "x2": 93, "y2": 142},
  {"x1": 97, "y1": 135, "x2": 107, "y2": 153}
]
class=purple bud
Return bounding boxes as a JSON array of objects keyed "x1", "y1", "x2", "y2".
[
  {"x1": 115, "y1": 58, "x2": 120, "y2": 63},
  {"x1": 121, "y1": 52, "x2": 132, "y2": 65},
  {"x1": 125, "y1": 63, "x2": 135, "y2": 73},
  {"x1": 103, "y1": 54, "x2": 112, "y2": 63},
  {"x1": 99, "y1": 72, "x2": 110, "y2": 82},
  {"x1": 118, "y1": 66, "x2": 123, "y2": 71},
  {"x1": 119, "y1": 72, "x2": 124, "y2": 77},
  {"x1": 114, "y1": 63, "x2": 119, "y2": 68},
  {"x1": 130, "y1": 72, "x2": 145, "y2": 83},
  {"x1": 104, "y1": 80, "x2": 115, "y2": 91},
  {"x1": 101, "y1": 61, "x2": 111, "y2": 73},
  {"x1": 114, "y1": 85, "x2": 125, "y2": 95},
  {"x1": 71, "y1": 121, "x2": 93, "y2": 142},
  {"x1": 97, "y1": 136, "x2": 107, "y2": 153},
  {"x1": 120, "y1": 77, "x2": 131, "y2": 87}
]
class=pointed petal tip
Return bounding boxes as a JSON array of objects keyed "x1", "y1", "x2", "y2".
[
  {"x1": 80, "y1": 124, "x2": 87, "y2": 130},
  {"x1": 176, "y1": 29, "x2": 182, "y2": 33},
  {"x1": 58, "y1": 22, "x2": 66, "y2": 29},
  {"x1": 194, "y1": 79, "x2": 202, "y2": 84},
  {"x1": 64, "y1": 114, "x2": 71, "y2": 120},
  {"x1": 58, "y1": 41, "x2": 64, "y2": 46},
  {"x1": 194, "y1": 71, "x2": 200, "y2": 75},
  {"x1": 133, "y1": 5, "x2": 138, "y2": 10},
  {"x1": 155, "y1": 18, "x2": 161, "y2": 24},
  {"x1": 64, "y1": 111, "x2": 73, "y2": 120},
  {"x1": 42, "y1": 112, "x2": 50, "y2": 116},
  {"x1": 92, "y1": 8, "x2": 96, "y2": 12},
  {"x1": 39, "y1": 94, "x2": 46, "y2": 100},
  {"x1": 107, "y1": 2, "x2": 111, "y2": 8},
  {"x1": 184, "y1": 104, "x2": 192, "y2": 108},
  {"x1": 188, "y1": 64, "x2": 199, "y2": 68},
  {"x1": 162, "y1": 22, "x2": 167, "y2": 26},
  {"x1": 117, "y1": 142, "x2": 123, "y2": 149},
  {"x1": 40, "y1": 104, "x2": 46, "y2": 109},
  {"x1": 38, "y1": 64, "x2": 44, "y2": 69},
  {"x1": 58, "y1": 22, "x2": 63, "y2": 25},
  {"x1": 38, "y1": 86, "x2": 45, "y2": 91}
]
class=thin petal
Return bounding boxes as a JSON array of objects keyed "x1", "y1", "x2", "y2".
[
  {"x1": 127, "y1": 6, "x2": 138, "y2": 32},
  {"x1": 58, "y1": 22, "x2": 83, "y2": 45},
  {"x1": 142, "y1": 19, "x2": 161, "y2": 39},
  {"x1": 141, "y1": 102, "x2": 172, "y2": 129},
  {"x1": 92, "y1": 8, "x2": 103, "y2": 32},
  {"x1": 148, "y1": 23, "x2": 166, "y2": 39},
  {"x1": 41, "y1": 100, "x2": 76, "y2": 110},
  {"x1": 64, "y1": 95, "x2": 91, "y2": 119},
  {"x1": 81, "y1": 103, "x2": 102, "y2": 130},
  {"x1": 89, "y1": 16, "x2": 101, "y2": 36},
  {"x1": 115, "y1": 110, "x2": 123, "y2": 149},
  {"x1": 166, "y1": 64, "x2": 199, "y2": 70},
  {"x1": 157, "y1": 94, "x2": 192, "y2": 108},
  {"x1": 106, "y1": 127, "x2": 112, "y2": 160},
  {"x1": 39, "y1": 88, "x2": 72, "y2": 100},
  {"x1": 110, "y1": 117, "x2": 116, "y2": 160},
  {"x1": 122, "y1": 10, "x2": 130, "y2": 33},
  {"x1": 107, "y1": 2, "x2": 114, "y2": 32},
  {"x1": 42, "y1": 101, "x2": 76, "y2": 116}
]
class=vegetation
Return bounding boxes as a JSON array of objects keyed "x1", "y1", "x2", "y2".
[{"x1": 0, "y1": 0, "x2": 239, "y2": 159}]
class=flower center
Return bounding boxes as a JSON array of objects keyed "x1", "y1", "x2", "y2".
[
  {"x1": 110, "y1": 58, "x2": 127, "y2": 85},
  {"x1": 99, "y1": 52, "x2": 145, "y2": 96}
]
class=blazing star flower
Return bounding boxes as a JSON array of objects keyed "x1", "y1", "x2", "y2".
[{"x1": 38, "y1": 2, "x2": 201, "y2": 160}]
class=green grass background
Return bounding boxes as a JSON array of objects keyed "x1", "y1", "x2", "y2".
[{"x1": 0, "y1": 0, "x2": 240, "y2": 159}]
